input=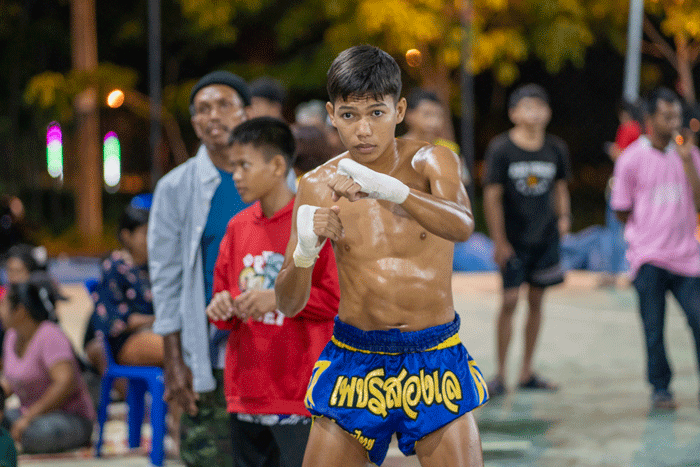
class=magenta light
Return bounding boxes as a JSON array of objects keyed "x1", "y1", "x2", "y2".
[{"x1": 47, "y1": 124, "x2": 62, "y2": 145}]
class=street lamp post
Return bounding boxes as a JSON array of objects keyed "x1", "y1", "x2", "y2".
[{"x1": 623, "y1": 0, "x2": 645, "y2": 102}]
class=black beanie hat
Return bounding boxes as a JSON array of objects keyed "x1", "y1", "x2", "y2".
[{"x1": 189, "y1": 71, "x2": 251, "y2": 107}]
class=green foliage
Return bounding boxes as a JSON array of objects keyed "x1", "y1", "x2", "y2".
[
  {"x1": 252, "y1": 0, "x2": 612, "y2": 88},
  {"x1": 24, "y1": 63, "x2": 139, "y2": 124},
  {"x1": 175, "y1": 0, "x2": 273, "y2": 44}
]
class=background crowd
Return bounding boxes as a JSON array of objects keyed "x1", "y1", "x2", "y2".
[{"x1": 0, "y1": 64, "x2": 699, "y2": 467}]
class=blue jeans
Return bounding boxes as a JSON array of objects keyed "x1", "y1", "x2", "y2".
[
  {"x1": 602, "y1": 202, "x2": 627, "y2": 274},
  {"x1": 632, "y1": 264, "x2": 700, "y2": 392}
]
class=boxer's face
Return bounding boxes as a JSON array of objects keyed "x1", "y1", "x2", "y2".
[{"x1": 326, "y1": 94, "x2": 406, "y2": 163}]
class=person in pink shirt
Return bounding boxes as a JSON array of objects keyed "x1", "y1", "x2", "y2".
[
  {"x1": 0, "y1": 276, "x2": 95, "y2": 453},
  {"x1": 611, "y1": 87, "x2": 700, "y2": 410}
]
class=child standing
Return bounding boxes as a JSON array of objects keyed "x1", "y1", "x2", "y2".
[{"x1": 206, "y1": 117, "x2": 339, "y2": 466}]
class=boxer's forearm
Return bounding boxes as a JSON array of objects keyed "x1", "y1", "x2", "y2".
[{"x1": 275, "y1": 263, "x2": 314, "y2": 317}]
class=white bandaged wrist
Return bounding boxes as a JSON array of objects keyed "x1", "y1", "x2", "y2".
[
  {"x1": 337, "y1": 158, "x2": 410, "y2": 204},
  {"x1": 293, "y1": 205, "x2": 325, "y2": 268}
]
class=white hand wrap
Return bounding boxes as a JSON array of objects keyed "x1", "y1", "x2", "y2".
[
  {"x1": 293, "y1": 205, "x2": 325, "y2": 268},
  {"x1": 337, "y1": 158, "x2": 410, "y2": 204}
]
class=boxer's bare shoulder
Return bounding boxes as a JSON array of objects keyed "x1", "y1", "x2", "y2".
[{"x1": 296, "y1": 153, "x2": 346, "y2": 206}]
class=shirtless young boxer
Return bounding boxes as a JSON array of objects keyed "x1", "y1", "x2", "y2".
[{"x1": 275, "y1": 45, "x2": 488, "y2": 467}]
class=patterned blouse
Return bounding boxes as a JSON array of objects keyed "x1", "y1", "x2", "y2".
[{"x1": 84, "y1": 251, "x2": 153, "y2": 358}]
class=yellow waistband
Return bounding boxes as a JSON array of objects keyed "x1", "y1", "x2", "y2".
[{"x1": 330, "y1": 333, "x2": 461, "y2": 356}]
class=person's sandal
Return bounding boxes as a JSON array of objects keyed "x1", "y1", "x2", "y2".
[
  {"x1": 518, "y1": 374, "x2": 559, "y2": 391},
  {"x1": 651, "y1": 390, "x2": 677, "y2": 410},
  {"x1": 486, "y1": 377, "x2": 507, "y2": 397}
]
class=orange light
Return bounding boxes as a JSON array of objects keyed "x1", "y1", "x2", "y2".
[
  {"x1": 405, "y1": 49, "x2": 422, "y2": 67},
  {"x1": 107, "y1": 89, "x2": 125, "y2": 108},
  {"x1": 675, "y1": 134, "x2": 684, "y2": 146}
]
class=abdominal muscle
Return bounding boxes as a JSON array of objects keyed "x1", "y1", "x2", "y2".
[{"x1": 333, "y1": 241, "x2": 456, "y2": 332}]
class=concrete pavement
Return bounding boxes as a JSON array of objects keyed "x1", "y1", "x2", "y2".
[{"x1": 19, "y1": 271, "x2": 700, "y2": 466}]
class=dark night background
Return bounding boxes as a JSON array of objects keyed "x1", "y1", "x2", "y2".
[{"x1": 0, "y1": 0, "x2": 696, "y2": 249}]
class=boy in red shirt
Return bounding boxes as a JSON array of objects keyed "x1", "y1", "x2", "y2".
[{"x1": 206, "y1": 117, "x2": 339, "y2": 467}]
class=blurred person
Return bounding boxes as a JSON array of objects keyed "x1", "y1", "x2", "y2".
[
  {"x1": 295, "y1": 100, "x2": 327, "y2": 128},
  {"x1": 599, "y1": 99, "x2": 646, "y2": 287},
  {"x1": 249, "y1": 77, "x2": 287, "y2": 121},
  {"x1": 0, "y1": 277, "x2": 95, "y2": 453},
  {"x1": 249, "y1": 77, "x2": 297, "y2": 193},
  {"x1": 606, "y1": 99, "x2": 645, "y2": 162},
  {"x1": 403, "y1": 88, "x2": 471, "y2": 187},
  {"x1": 0, "y1": 366, "x2": 17, "y2": 467},
  {"x1": 403, "y1": 89, "x2": 447, "y2": 147},
  {"x1": 294, "y1": 99, "x2": 345, "y2": 157},
  {"x1": 83, "y1": 200, "x2": 162, "y2": 378},
  {"x1": 483, "y1": 83, "x2": 571, "y2": 397},
  {"x1": 2, "y1": 244, "x2": 51, "y2": 364},
  {"x1": 0, "y1": 195, "x2": 27, "y2": 258},
  {"x1": 610, "y1": 87, "x2": 700, "y2": 410},
  {"x1": 3, "y1": 244, "x2": 47, "y2": 286},
  {"x1": 149, "y1": 70, "x2": 251, "y2": 467},
  {"x1": 276, "y1": 45, "x2": 487, "y2": 467},
  {"x1": 291, "y1": 125, "x2": 334, "y2": 180},
  {"x1": 0, "y1": 285, "x2": 18, "y2": 467},
  {"x1": 324, "y1": 118, "x2": 346, "y2": 157},
  {"x1": 207, "y1": 118, "x2": 339, "y2": 467}
]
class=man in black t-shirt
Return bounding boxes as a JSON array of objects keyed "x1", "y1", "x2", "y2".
[{"x1": 483, "y1": 84, "x2": 571, "y2": 397}]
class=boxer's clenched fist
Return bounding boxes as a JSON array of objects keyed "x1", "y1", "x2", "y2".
[{"x1": 329, "y1": 158, "x2": 410, "y2": 204}]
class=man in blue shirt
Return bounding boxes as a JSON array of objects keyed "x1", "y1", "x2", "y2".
[{"x1": 149, "y1": 71, "x2": 250, "y2": 466}]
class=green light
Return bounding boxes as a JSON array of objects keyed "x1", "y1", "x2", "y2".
[
  {"x1": 103, "y1": 131, "x2": 121, "y2": 188},
  {"x1": 46, "y1": 123, "x2": 63, "y2": 178}
]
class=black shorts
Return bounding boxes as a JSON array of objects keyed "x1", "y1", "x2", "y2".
[
  {"x1": 230, "y1": 414, "x2": 311, "y2": 467},
  {"x1": 501, "y1": 241, "x2": 564, "y2": 289}
]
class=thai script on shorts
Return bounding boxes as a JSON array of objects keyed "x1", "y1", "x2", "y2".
[
  {"x1": 353, "y1": 429, "x2": 375, "y2": 450},
  {"x1": 329, "y1": 367, "x2": 463, "y2": 420}
]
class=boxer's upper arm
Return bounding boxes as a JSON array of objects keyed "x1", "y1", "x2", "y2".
[{"x1": 415, "y1": 145, "x2": 470, "y2": 209}]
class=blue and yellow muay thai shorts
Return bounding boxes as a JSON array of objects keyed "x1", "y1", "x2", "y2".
[{"x1": 304, "y1": 314, "x2": 488, "y2": 465}]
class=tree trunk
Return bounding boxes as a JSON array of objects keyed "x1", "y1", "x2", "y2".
[{"x1": 70, "y1": 0, "x2": 102, "y2": 246}]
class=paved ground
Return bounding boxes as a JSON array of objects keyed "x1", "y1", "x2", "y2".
[{"x1": 18, "y1": 271, "x2": 700, "y2": 466}]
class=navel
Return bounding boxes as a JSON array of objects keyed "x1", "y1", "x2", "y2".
[
  {"x1": 344, "y1": 244, "x2": 351, "y2": 251},
  {"x1": 420, "y1": 232, "x2": 427, "y2": 240}
]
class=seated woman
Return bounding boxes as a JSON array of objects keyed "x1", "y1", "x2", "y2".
[
  {"x1": 1, "y1": 244, "x2": 51, "y2": 367},
  {"x1": 0, "y1": 276, "x2": 95, "y2": 454},
  {"x1": 83, "y1": 202, "x2": 163, "y2": 375}
]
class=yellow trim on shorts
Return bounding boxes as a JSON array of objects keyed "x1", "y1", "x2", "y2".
[{"x1": 330, "y1": 332, "x2": 461, "y2": 355}]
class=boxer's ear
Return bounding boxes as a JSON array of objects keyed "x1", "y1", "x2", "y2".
[
  {"x1": 395, "y1": 97, "x2": 407, "y2": 124},
  {"x1": 326, "y1": 102, "x2": 337, "y2": 128}
]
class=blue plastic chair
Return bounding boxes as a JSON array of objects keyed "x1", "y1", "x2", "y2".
[{"x1": 85, "y1": 279, "x2": 167, "y2": 466}]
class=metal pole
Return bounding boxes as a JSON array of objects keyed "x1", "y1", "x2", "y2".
[
  {"x1": 148, "y1": 0, "x2": 162, "y2": 188},
  {"x1": 623, "y1": 0, "x2": 644, "y2": 102},
  {"x1": 460, "y1": 0, "x2": 475, "y2": 200}
]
